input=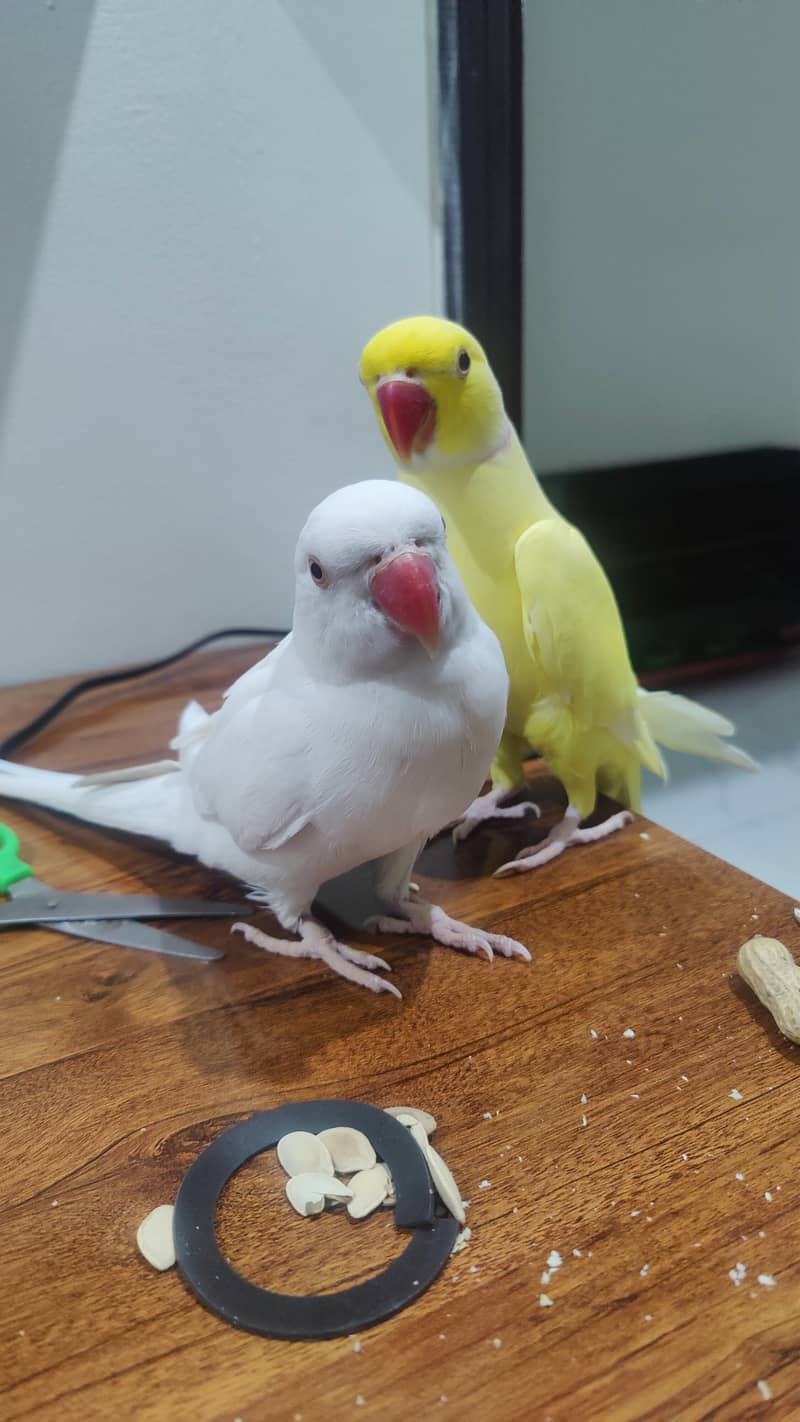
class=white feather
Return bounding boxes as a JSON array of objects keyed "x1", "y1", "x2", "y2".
[{"x1": 0, "y1": 481, "x2": 508, "y2": 933}]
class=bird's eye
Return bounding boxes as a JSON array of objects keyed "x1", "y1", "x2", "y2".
[
  {"x1": 308, "y1": 557, "x2": 328, "y2": 587},
  {"x1": 457, "y1": 348, "x2": 471, "y2": 375}
]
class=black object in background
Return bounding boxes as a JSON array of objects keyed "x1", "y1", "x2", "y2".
[{"x1": 543, "y1": 447, "x2": 800, "y2": 680}]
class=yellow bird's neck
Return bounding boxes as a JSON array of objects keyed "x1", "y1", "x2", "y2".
[{"x1": 401, "y1": 425, "x2": 559, "y2": 573}]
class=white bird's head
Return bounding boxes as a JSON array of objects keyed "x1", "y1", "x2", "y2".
[{"x1": 292, "y1": 480, "x2": 470, "y2": 675}]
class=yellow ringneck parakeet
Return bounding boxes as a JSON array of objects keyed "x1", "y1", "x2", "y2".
[{"x1": 359, "y1": 316, "x2": 756, "y2": 874}]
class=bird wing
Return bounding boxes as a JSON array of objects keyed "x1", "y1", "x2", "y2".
[
  {"x1": 513, "y1": 520, "x2": 665, "y2": 777},
  {"x1": 189, "y1": 686, "x2": 316, "y2": 855}
]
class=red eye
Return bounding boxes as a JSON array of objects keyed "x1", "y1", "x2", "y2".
[{"x1": 308, "y1": 557, "x2": 329, "y2": 587}]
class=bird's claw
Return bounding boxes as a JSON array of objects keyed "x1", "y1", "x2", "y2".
[
  {"x1": 493, "y1": 808, "x2": 634, "y2": 877},
  {"x1": 232, "y1": 920, "x2": 401, "y2": 997},
  {"x1": 367, "y1": 900, "x2": 531, "y2": 964},
  {"x1": 452, "y1": 787, "x2": 541, "y2": 844}
]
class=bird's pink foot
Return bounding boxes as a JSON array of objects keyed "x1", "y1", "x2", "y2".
[
  {"x1": 367, "y1": 897, "x2": 531, "y2": 963},
  {"x1": 452, "y1": 784, "x2": 540, "y2": 843},
  {"x1": 494, "y1": 807, "x2": 633, "y2": 877},
  {"x1": 232, "y1": 917, "x2": 401, "y2": 997}
]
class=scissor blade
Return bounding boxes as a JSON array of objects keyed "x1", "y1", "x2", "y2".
[
  {"x1": 0, "y1": 883, "x2": 251, "y2": 926},
  {"x1": 48, "y1": 917, "x2": 225, "y2": 961}
]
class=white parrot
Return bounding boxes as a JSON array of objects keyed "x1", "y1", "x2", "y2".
[{"x1": 0, "y1": 481, "x2": 529, "y2": 996}]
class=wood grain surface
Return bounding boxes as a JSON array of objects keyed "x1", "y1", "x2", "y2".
[{"x1": 0, "y1": 645, "x2": 798, "y2": 1421}]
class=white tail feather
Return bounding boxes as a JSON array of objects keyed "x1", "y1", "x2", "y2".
[
  {"x1": 0, "y1": 757, "x2": 184, "y2": 843},
  {"x1": 637, "y1": 688, "x2": 758, "y2": 772}
]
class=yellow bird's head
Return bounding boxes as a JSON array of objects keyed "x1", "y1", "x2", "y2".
[{"x1": 359, "y1": 316, "x2": 507, "y2": 470}]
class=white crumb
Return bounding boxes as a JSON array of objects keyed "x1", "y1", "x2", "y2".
[
  {"x1": 581, "y1": 1115, "x2": 588, "y2": 1127},
  {"x1": 765, "y1": 1192, "x2": 773, "y2": 1202},
  {"x1": 580, "y1": 1093, "x2": 587, "y2": 1104},
  {"x1": 483, "y1": 1112, "x2": 493, "y2": 1120},
  {"x1": 479, "y1": 1180, "x2": 491, "y2": 1189},
  {"x1": 646, "y1": 1216, "x2": 653, "y2": 1223},
  {"x1": 794, "y1": 907, "x2": 800, "y2": 926},
  {"x1": 355, "y1": 1399, "x2": 365, "y2": 1408},
  {"x1": 493, "y1": 1337, "x2": 502, "y2": 1349},
  {"x1": 640, "y1": 832, "x2": 650, "y2": 841},
  {"x1": 623, "y1": 1028, "x2": 636, "y2": 1039},
  {"x1": 676, "y1": 963, "x2": 684, "y2": 970},
  {"x1": 541, "y1": 1271, "x2": 551, "y2": 1285},
  {"x1": 631, "y1": 1210, "x2": 640, "y2": 1218},
  {"x1": 757, "y1": 1274, "x2": 776, "y2": 1288},
  {"x1": 644, "y1": 1313, "x2": 653, "y2": 1322},
  {"x1": 757, "y1": 1379, "x2": 772, "y2": 1401},
  {"x1": 680, "y1": 1075, "x2": 689, "y2": 1082},
  {"x1": 440, "y1": 1396, "x2": 448, "y2": 1405},
  {"x1": 729, "y1": 1089, "x2": 743, "y2": 1101},
  {"x1": 353, "y1": 1339, "x2": 361, "y2": 1353},
  {"x1": 640, "y1": 1263, "x2": 649, "y2": 1276},
  {"x1": 681, "y1": 1153, "x2": 689, "y2": 1162},
  {"x1": 539, "y1": 1294, "x2": 553, "y2": 1307},
  {"x1": 589, "y1": 1029, "x2": 598, "y2": 1039},
  {"x1": 572, "y1": 1248, "x2": 582, "y2": 1258},
  {"x1": 759, "y1": 1230, "x2": 766, "y2": 1238},
  {"x1": 630, "y1": 1093, "x2": 640, "y2": 1100},
  {"x1": 547, "y1": 1251, "x2": 563, "y2": 1270},
  {"x1": 729, "y1": 1262, "x2": 747, "y2": 1287},
  {"x1": 50, "y1": 1200, "x2": 58, "y2": 1208},
  {"x1": 512, "y1": 1207, "x2": 519, "y2": 1214},
  {"x1": 735, "y1": 1173, "x2": 745, "y2": 1181},
  {"x1": 468, "y1": 1265, "x2": 478, "y2": 1274}
]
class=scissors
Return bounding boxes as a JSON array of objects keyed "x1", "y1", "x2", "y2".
[{"x1": 0, "y1": 821, "x2": 250, "y2": 961}]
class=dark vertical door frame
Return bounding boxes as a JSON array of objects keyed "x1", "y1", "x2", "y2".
[{"x1": 437, "y1": 0, "x2": 524, "y2": 431}]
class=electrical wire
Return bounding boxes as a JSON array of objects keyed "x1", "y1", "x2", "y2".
[{"x1": 0, "y1": 627, "x2": 286, "y2": 760}]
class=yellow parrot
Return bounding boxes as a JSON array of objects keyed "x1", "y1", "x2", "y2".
[{"x1": 359, "y1": 316, "x2": 755, "y2": 875}]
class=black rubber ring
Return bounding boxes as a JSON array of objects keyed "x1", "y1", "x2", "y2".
[{"x1": 174, "y1": 1100, "x2": 460, "y2": 1339}]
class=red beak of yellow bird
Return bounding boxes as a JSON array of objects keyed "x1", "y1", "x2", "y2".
[{"x1": 360, "y1": 316, "x2": 756, "y2": 876}]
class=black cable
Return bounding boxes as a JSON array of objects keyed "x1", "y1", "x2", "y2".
[{"x1": 0, "y1": 627, "x2": 287, "y2": 760}]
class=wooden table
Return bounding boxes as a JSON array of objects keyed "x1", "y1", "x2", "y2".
[{"x1": 1, "y1": 646, "x2": 797, "y2": 1421}]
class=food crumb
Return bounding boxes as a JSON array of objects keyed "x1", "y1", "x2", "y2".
[
  {"x1": 644, "y1": 1313, "x2": 653, "y2": 1322},
  {"x1": 680, "y1": 1075, "x2": 689, "y2": 1082},
  {"x1": 729, "y1": 1263, "x2": 747, "y2": 1287},
  {"x1": 541, "y1": 1270, "x2": 551, "y2": 1285},
  {"x1": 589, "y1": 1029, "x2": 598, "y2": 1039},
  {"x1": 580, "y1": 1093, "x2": 587, "y2": 1104},
  {"x1": 581, "y1": 1115, "x2": 588, "y2": 1127},
  {"x1": 440, "y1": 1396, "x2": 448, "y2": 1405},
  {"x1": 640, "y1": 832, "x2": 650, "y2": 841},
  {"x1": 735, "y1": 1173, "x2": 745, "y2": 1181},
  {"x1": 482, "y1": 1112, "x2": 493, "y2": 1120},
  {"x1": 630, "y1": 1093, "x2": 640, "y2": 1100},
  {"x1": 353, "y1": 1339, "x2": 362, "y2": 1353},
  {"x1": 765, "y1": 1192, "x2": 773, "y2": 1202},
  {"x1": 50, "y1": 1200, "x2": 58, "y2": 1208},
  {"x1": 757, "y1": 1380, "x2": 773, "y2": 1401},
  {"x1": 479, "y1": 1180, "x2": 491, "y2": 1189},
  {"x1": 640, "y1": 1263, "x2": 649, "y2": 1276},
  {"x1": 547, "y1": 1251, "x2": 562, "y2": 1270},
  {"x1": 439, "y1": 1333, "x2": 446, "y2": 1340},
  {"x1": 729, "y1": 1089, "x2": 743, "y2": 1101},
  {"x1": 631, "y1": 1210, "x2": 640, "y2": 1218},
  {"x1": 623, "y1": 1028, "x2": 636, "y2": 1039},
  {"x1": 539, "y1": 1294, "x2": 553, "y2": 1307},
  {"x1": 355, "y1": 1397, "x2": 365, "y2": 1408},
  {"x1": 752, "y1": 914, "x2": 760, "y2": 921},
  {"x1": 572, "y1": 1248, "x2": 582, "y2": 1257},
  {"x1": 493, "y1": 1337, "x2": 502, "y2": 1349},
  {"x1": 758, "y1": 1274, "x2": 776, "y2": 1288}
]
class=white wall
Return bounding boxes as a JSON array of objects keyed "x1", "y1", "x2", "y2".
[
  {"x1": 0, "y1": 0, "x2": 439, "y2": 683},
  {"x1": 523, "y1": 0, "x2": 800, "y2": 473}
]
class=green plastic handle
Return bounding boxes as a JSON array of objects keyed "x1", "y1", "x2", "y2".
[{"x1": 0, "y1": 822, "x2": 34, "y2": 895}]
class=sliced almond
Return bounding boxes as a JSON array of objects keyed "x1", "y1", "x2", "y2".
[
  {"x1": 136, "y1": 1204, "x2": 176, "y2": 1271},
  {"x1": 277, "y1": 1131, "x2": 334, "y2": 1178},
  {"x1": 285, "y1": 1171, "x2": 352, "y2": 1218},
  {"x1": 385, "y1": 1105, "x2": 437, "y2": 1136},
  {"x1": 347, "y1": 1164, "x2": 391, "y2": 1219},
  {"x1": 380, "y1": 1164, "x2": 396, "y2": 1207},
  {"x1": 317, "y1": 1127, "x2": 376, "y2": 1174}
]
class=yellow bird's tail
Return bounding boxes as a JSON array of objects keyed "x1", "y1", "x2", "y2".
[{"x1": 636, "y1": 689, "x2": 758, "y2": 772}]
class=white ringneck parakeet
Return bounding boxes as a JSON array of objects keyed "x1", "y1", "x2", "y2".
[
  {"x1": 359, "y1": 316, "x2": 755, "y2": 875},
  {"x1": 0, "y1": 480, "x2": 529, "y2": 991}
]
